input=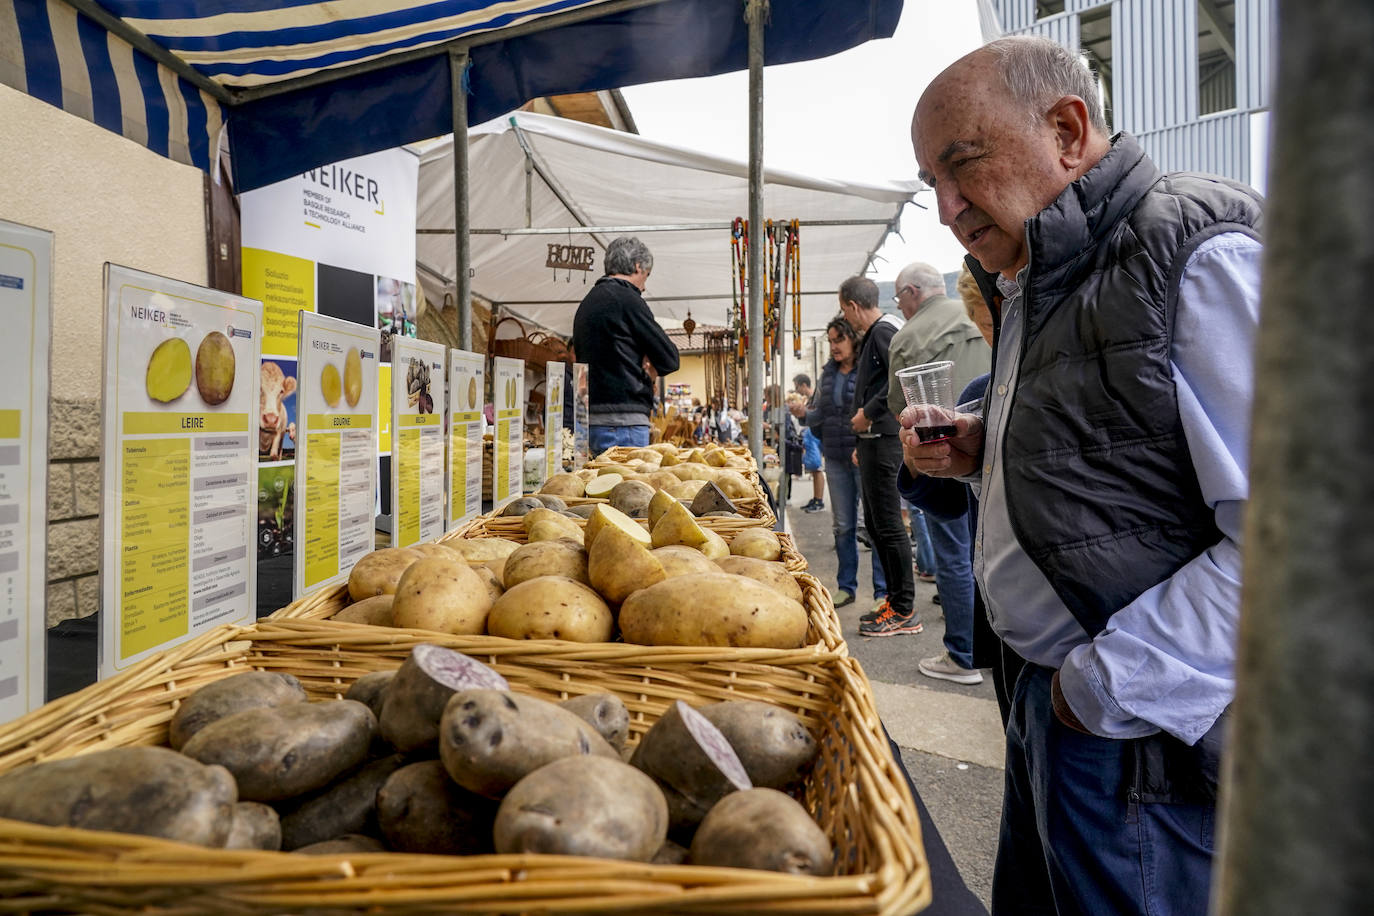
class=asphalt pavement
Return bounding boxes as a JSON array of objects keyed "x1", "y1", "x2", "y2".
[{"x1": 781, "y1": 487, "x2": 1004, "y2": 911}]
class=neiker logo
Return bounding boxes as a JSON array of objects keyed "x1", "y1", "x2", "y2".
[{"x1": 303, "y1": 165, "x2": 380, "y2": 204}]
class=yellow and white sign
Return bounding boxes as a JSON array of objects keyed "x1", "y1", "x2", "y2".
[
  {"x1": 0, "y1": 220, "x2": 51, "y2": 719},
  {"x1": 390, "y1": 337, "x2": 447, "y2": 548},
  {"x1": 294, "y1": 313, "x2": 380, "y2": 598},
  {"x1": 492, "y1": 356, "x2": 524, "y2": 508},
  {"x1": 447, "y1": 350, "x2": 485, "y2": 531},
  {"x1": 544, "y1": 360, "x2": 565, "y2": 480},
  {"x1": 100, "y1": 265, "x2": 262, "y2": 677}
]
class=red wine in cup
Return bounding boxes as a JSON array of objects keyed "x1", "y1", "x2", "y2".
[{"x1": 915, "y1": 424, "x2": 957, "y2": 443}]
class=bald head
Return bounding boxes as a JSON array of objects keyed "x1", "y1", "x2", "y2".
[{"x1": 910, "y1": 38, "x2": 1111, "y2": 280}]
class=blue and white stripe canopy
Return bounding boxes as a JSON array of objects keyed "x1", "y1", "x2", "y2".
[{"x1": 2, "y1": 0, "x2": 903, "y2": 192}]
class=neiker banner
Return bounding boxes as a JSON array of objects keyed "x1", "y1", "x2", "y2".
[{"x1": 240, "y1": 149, "x2": 418, "y2": 562}]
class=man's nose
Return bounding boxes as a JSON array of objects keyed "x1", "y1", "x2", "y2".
[{"x1": 935, "y1": 180, "x2": 966, "y2": 227}]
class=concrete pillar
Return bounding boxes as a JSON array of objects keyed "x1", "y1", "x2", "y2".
[{"x1": 1212, "y1": 1, "x2": 1374, "y2": 912}]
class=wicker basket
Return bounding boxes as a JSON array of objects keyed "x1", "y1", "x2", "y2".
[
  {"x1": 0, "y1": 621, "x2": 928, "y2": 915},
  {"x1": 590, "y1": 444, "x2": 756, "y2": 468}
]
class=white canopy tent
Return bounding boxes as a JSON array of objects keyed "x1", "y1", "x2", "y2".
[{"x1": 415, "y1": 111, "x2": 922, "y2": 337}]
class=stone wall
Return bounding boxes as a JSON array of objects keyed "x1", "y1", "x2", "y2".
[{"x1": 45, "y1": 397, "x2": 102, "y2": 627}]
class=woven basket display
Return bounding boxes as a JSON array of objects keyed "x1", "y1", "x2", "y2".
[{"x1": 0, "y1": 621, "x2": 928, "y2": 915}]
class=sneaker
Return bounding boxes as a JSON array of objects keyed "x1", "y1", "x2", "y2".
[
  {"x1": 918, "y1": 651, "x2": 984, "y2": 685},
  {"x1": 833, "y1": 590, "x2": 855, "y2": 608},
  {"x1": 931, "y1": 592, "x2": 941, "y2": 605},
  {"x1": 859, "y1": 598, "x2": 888, "y2": 623},
  {"x1": 856, "y1": 532, "x2": 873, "y2": 551},
  {"x1": 803, "y1": 499, "x2": 825, "y2": 513},
  {"x1": 858, "y1": 602, "x2": 923, "y2": 638},
  {"x1": 916, "y1": 571, "x2": 936, "y2": 583}
]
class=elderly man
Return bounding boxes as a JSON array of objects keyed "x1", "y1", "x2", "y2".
[
  {"x1": 904, "y1": 37, "x2": 1262, "y2": 915},
  {"x1": 572, "y1": 236, "x2": 679, "y2": 453},
  {"x1": 887, "y1": 260, "x2": 990, "y2": 686}
]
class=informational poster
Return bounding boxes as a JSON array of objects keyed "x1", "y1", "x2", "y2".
[
  {"x1": 572, "y1": 362, "x2": 590, "y2": 470},
  {"x1": 99, "y1": 265, "x2": 261, "y2": 678},
  {"x1": 544, "y1": 360, "x2": 565, "y2": 480},
  {"x1": 447, "y1": 350, "x2": 485, "y2": 531},
  {"x1": 390, "y1": 337, "x2": 447, "y2": 548},
  {"x1": 240, "y1": 148, "x2": 418, "y2": 560},
  {"x1": 294, "y1": 313, "x2": 379, "y2": 598},
  {"x1": 0, "y1": 220, "x2": 51, "y2": 719},
  {"x1": 492, "y1": 356, "x2": 524, "y2": 508}
]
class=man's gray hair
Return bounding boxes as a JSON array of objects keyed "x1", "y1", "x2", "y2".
[
  {"x1": 984, "y1": 35, "x2": 1109, "y2": 134},
  {"x1": 896, "y1": 261, "x2": 945, "y2": 295},
  {"x1": 604, "y1": 236, "x2": 653, "y2": 276}
]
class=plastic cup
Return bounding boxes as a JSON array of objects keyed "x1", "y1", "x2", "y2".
[{"x1": 896, "y1": 360, "x2": 956, "y2": 443}]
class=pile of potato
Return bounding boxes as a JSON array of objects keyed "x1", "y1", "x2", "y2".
[
  {"x1": 339, "y1": 494, "x2": 809, "y2": 649},
  {"x1": 540, "y1": 441, "x2": 757, "y2": 507},
  {"x1": 0, "y1": 646, "x2": 830, "y2": 875}
]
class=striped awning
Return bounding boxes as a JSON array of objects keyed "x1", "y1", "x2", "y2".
[{"x1": 1, "y1": 0, "x2": 903, "y2": 193}]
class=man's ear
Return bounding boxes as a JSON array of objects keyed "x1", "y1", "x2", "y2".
[{"x1": 1045, "y1": 95, "x2": 1099, "y2": 171}]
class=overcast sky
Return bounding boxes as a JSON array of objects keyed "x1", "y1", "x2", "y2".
[{"x1": 620, "y1": 0, "x2": 986, "y2": 282}]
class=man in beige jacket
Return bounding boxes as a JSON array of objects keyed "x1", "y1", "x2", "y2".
[{"x1": 887, "y1": 261, "x2": 991, "y2": 684}]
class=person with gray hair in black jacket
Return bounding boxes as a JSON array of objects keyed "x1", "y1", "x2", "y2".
[{"x1": 571, "y1": 237, "x2": 679, "y2": 453}]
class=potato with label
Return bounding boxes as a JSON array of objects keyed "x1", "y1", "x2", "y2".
[
  {"x1": 145, "y1": 337, "x2": 193, "y2": 403},
  {"x1": 343, "y1": 347, "x2": 363, "y2": 407},
  {"x1": 194, "y1": 331, "x2": 236, "y2": 405}
]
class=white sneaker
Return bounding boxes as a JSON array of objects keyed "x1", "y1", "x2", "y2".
[{"x1": 918, "y1": 651, "x2": 984, "y2": 685}]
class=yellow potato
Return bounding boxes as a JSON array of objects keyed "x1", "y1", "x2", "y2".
[
  {"x1": 467, "y1": 376, "x2": 477, "y2": 409},
  {"x1": 714, "y1": 470, "x2": 754, "y2": 500},
  {"x1": 502, "y1": 539, "x2": 589, "y2": 588},
  {"x1": 487, "y1": 577, "x2": 612, "y2": 642},
  {"x1": 703, "y1": 448, "x2": 729, "y2": 468},
  {"x1": 643, "y1": 470, "x2": 681, "y2": 491},
  {"x1": 527, "y1": 519, "x2": 584, "y2": 546},
  {"x1": 619, "y1": 573, "x2": 808, "y2": 649},
  {"x1": 320, "y1": 363, "x2": 342, "y2": 408},
  {"x1": 653, "y1": 545, "x2": 721, "y2": 579},
  {"x1": 584, "y1": 473, "x2": 623, "y2": 498},
  {"x1": 146, "y1": 337, "x2": 193, "y2": 403},
  {"x1": 647, "y1": 489, "x2": 678, "y2": 529},
  {"x1": 646, "y1": 443, "x2": 679, "y2": 456},
  {"x1": 445, "y1": 538, "x2": 521, "y2": 565},
  {"x1": 391, "y1": 554, "x2": 493, "y2": 635},
  {"x1": 473, "y1": 565, "x2": 505, "y2": 603},
  {"x1": 539, "y1": 473, "x2": 586, "y2": 497},
  {"x1": 714, "y1": 556, "x2": 803, "y2": 604},
  {"x1": 347, "y1": 547, "x2": 423, "y2": 601},
  {"x1": 669, "y1": 464, "x2": 714, "y2": 482},
  {"x1": 667, "y1": 479, "x2": 709, "y2": 500},
  {"x1": 194, "y1": 331, "x2": 236, "y2": 405},
  {"x1": 343, "y1": 347, "x2": 363, "y2": 407},
  {"x1": 651, "y1": 500, "x2": 709, "y2": 549},
  {"x1": 729, "y1": 528, "x2": 783, "y2": 561},
  {"x1": 585, "y1": 504, "x2": 651, "y2": 552},
  {"x1": 588, "y1": 522, "x2": 665, "y2": 604},
  {"x1": 699, "y1": 529, "x2": 730, "y2": 560},
  {"x1": 333, "y1": 594, "x2": 395, "y2": 626}
]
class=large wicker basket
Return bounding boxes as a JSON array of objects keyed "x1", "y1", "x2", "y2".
[
  {"x1": 458, "y1": 509, "x2": 790, "y2": 558},
  {"x1": 0, "y1": 620, "x2": 929, "y2": 915}
]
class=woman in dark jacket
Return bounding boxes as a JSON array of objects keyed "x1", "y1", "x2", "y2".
[{"x1": 796, "y1": 315, "x2": 887, "y2": 608}]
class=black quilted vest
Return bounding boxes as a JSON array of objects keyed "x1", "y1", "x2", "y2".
[{"x1": 981, "y1": 133, "x2": 1263, "y2": 639}]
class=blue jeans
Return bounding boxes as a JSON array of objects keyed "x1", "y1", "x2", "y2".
[
  {"x1": 908, "y1": 504, "x2": 936, "y2": 575},
  {"x1": 824, "y1": 455, "x2": 886, "y2": 600},
  {"x1": 926, "y1": 510, "x2": 975, "y2": 668},
  {"x1": 992, "y1": 666, "x2": 1216, "y2": 916},
  {"x1": 589, "y1": 424, "x2": 650, "y2": 453}
]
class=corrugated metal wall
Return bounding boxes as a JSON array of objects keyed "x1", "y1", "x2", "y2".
[
  {"x1": 1236, "y1": 0, "x2": 1274, "y2": 111},
  {"x1": 1020, "y1": 12, "x2": 1078, "y2": 52},
  {"x1": 1135, "y1": 111, "x2": 1250, "y2": 181},
  {"x1": 990, "y1": 0, "x2": 1271, "y2": 186}
]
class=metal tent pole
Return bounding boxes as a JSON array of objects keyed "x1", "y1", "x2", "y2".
[
  {"x1": 1212, "y1": 0, "x2": 1374, "y2": 911},
  {"x1": 450, "y1": 50, "x2": 472, "y2": 351},
  {"x1": 745, "y1": 0, "x2": 766, "y2": 473}
]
